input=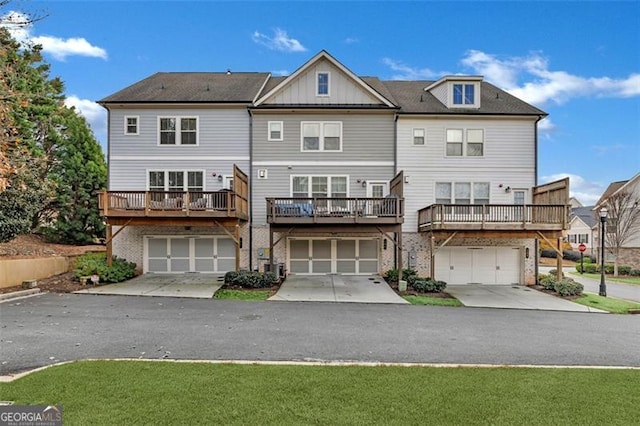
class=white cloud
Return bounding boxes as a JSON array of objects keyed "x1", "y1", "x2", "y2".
[
  {"x1": 344, "y1": 37, "x2": 359, "y2": 44},
  {"x1": 252, "y1": 28, "x2": 306, "y2": 52},
  {"x1": 382, "y1": 58, "x2": 448, "y2": 80},
  {"x1": 65, "y1": 96, "x2": 107, "y2": 143},
  {"x1": 461, "y1": 49, "x2": 639, "y2": 105},
  {"x1": 537, "y1": 117, "x2": 556, "y2": 135},
  {"x1": 272, "y1": 70, "x2": 289, "y2": 76},
  {"x1": 541, "y1": 173, "x2": 605, "y2": 205},
  {"x1": 1, "y1": 11, "x2": 107, "y2": 60}
]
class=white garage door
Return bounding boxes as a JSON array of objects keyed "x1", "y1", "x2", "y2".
[
  {"x1": 145, "y1": 236, "x2": 235, "y2": 273},
  {"x1": 435, "y1": 247, "x2": 520, "y2": 285},
  {"x1": 288, "y1": 238, "x2": 379, "y2": 275}
]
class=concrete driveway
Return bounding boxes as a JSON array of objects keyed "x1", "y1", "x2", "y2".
[
  {"x1": 269, "y1": 274, "x2": 409, "y2": 304},
  {"x1": 446, "y1": 285, "x2": 606, "y2": 312},
  {"x1": 75, "y1": 274, "x2": 224, "y2": 299}
]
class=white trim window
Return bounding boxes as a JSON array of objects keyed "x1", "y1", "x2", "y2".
[
  {"x1": 413, "y1": 128, "x2": 425, "y2": 145},
  {"x1": 446, "y1": 129, "x2": 484, "y2": 157},
  {"x1": 268, "y1": 121, "x2": 283, "y2": 141},
  {"x1": 436, "y1": 182, "x2": 489, "y2": 204},
  {"x1": 452, "y1": 83, "x2": 476, "y2": 106},
  {"x1": 158, "y1": 117, "x2": 198, "y2": 145},
  {"x1": 124, "y1": 116, "x2": 139, "y2": 135},
  {"x1": 148, "y1": 170, "x2": 204, "y2": 192},
  {"x1": 301, "y1": 121, "x2": 342, "y2": 151},
  {"x1": 291, "y1": 175, "x2": 348, "y2": 198},
  {"x1": 316, "y1": 72, "x2": 330, "y2": 96}
]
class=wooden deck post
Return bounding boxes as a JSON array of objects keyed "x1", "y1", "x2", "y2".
[
  {"x1": 269, "y1": 227, "x2": 274, "y2": 274},
  {"x1": 556, "y1": 237, "x2": 563, "y2": 280},
  {"x1": 106, "y1": 224, "x2": 113, "y2": 267},
  {"x1": 430, "y1": 234, "x2": 435, "y2": 279},
  {"x1": 397, "y1": 227, "x2": 403, "y2": 282},
  {"x1": 235, "y1": 224, "x2": 240, "y2": 271}
]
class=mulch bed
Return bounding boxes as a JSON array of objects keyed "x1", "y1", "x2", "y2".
[{"x1": 0, "y1": 272, "x2": 87, "y2": 295}]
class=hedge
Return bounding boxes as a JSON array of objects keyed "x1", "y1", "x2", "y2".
[
  {"x1": 224, "y1": 270, "x2": 279, "y2": 288},
  {"x1": 73, "y1": 252, "x2": 137, "y2": 283}
]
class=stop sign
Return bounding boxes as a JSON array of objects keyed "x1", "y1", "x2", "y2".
[{"x1": 578, "y1": 243, "x2": 587, "y2": 253}]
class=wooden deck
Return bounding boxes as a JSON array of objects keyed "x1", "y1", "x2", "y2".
[
  {"x1": 266, "y1": 197, "x2": 404, "y2": 225},
  {"x1": 417, "y1": 204, "x2": 570, "y2": 232}
]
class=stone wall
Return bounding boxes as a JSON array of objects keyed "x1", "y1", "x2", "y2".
[{"x1": 614, "y1": 247, "x2": 640, "y2": 268}]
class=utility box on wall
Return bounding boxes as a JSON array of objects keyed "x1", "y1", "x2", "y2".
[{"x1": 408, "y1": 250, "x2": 417, "y2": 269}]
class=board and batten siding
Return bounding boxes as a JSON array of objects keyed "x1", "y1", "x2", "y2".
[
  {"x1": 264, "y1": 58, "x2": 382, "y2": 105},
  {"x1": 397, "y1": 117, "x2": 537, "y2": 231},
  {"x1": 251, "y1": 165, "x2": 395, "y2": 225},
  {"x1": 107, "y1": 107, "x2": 250, "y2": 189}
]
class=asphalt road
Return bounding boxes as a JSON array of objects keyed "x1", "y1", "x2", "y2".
[{"x1": 1, "y1": 293, "x2": 639, "y2": 375}]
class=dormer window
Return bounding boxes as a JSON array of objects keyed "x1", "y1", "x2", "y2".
[
  {"x1": 317, "y1": 72, "x2": 330, "y2": 96},
  {"x1": 453, "y1": 83, "x2": 475, "y2": 105}
]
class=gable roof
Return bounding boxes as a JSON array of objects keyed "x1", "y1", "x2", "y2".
[
  {"x1": 594, "y1": 172, "x2": 640, "y2": 208},
  {"x1": 99, "y1": 72, "x2": 270, "y2": 104},
  {"x1": 382, "y1": 80, "x2": 547, "y2": 116},
  {"x1": 571, "y1": 206, "x2": 597, "y2": 228},
  {"x1": 253, "y1": 50, "x2": 396, "y2": 108}
]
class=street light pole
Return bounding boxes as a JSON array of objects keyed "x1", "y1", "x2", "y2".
[{"x1": 599, "y1": 208, "x2": 608, "y2": 297}]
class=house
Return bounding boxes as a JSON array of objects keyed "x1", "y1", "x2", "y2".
[
  {"x1": 567, "y1": 206, "x2": 596, "y2": 255},
  {"x1": 98, "y1": 51, "x2": 570, "y2": 284},
  {"x1": 592, "y1": 173, "x2": 640, "y2": 266}
]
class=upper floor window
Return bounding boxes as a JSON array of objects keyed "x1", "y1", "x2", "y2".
[
  {"x1": 158, "y1": 117, "x2": 198, "y2": 145},
  {"x1": 436, "y1": 182, "x2": 489, "y2": 204},
  {"x1": 301, "y1": 121, "x2": 342, "y2": 151},
  {"x1": 125, "y1": 116, "x2": 139, "y2": 135},
  {"x1": 413, "y1": 128, "x2": 425, "y2": 145},
  {"x1": 446, "y1": 129, "x2": 484, "y2": 157},
  {"x1": 268, "y1": 121, "x2": 283, "y2": 141},
  {"x1": 453, "y1": 83, "x2": 475, "y2": 105},
  {"x1": 292, "y1": 175, "x2": 348, "y2": 198},
  {"x1": 149, "y1": 170, "x2": 203, "y2": 192},
  {"x1": 317, "y1": 72, "x2": 330, "y2": 96}
]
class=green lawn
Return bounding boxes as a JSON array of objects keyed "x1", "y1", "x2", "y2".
[
  {"x1": 402, "y1": 294, "x2": 463, "y2": 307},
  {"x1": 574, "y1": 292, "x2": 640, "y2": 314},
  {"x1": 213, "y1": 288, "x2": 271, "y2": 300},
  {"x1": 569, "y1": 272, "x2": 640, "y2": 285},
  {"x1": 1, "y1": 361, "x2": 638, "y2": 425}
]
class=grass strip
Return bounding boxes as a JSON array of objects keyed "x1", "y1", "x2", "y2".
[
  {"x1": 403, "y1": 294, "x2": 463, "y2": 306},
  {"x1": 1, "y1": 361, "x2": 638, "y2": 425},
  {"x1": 213, "y1": 288, "x2": 271, "y2": 300},
  {"x1": 573, "y1": 292, "x2": 640, "y2": 314},
  {"x1": 568, "y1": 272, "x2": 640, "y2": 285}
]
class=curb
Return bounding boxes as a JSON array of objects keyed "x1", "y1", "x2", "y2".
[{"x1": 0, "y1": 288, "x2": 41, "y2": 301}]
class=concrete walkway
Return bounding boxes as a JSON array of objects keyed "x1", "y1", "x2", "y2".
[
  {"x1": 269, "y1": 275, "x2": 409, "y2": 304},
  {"x1": 75, "y1": 274, "x2": 224, "y2": 299},
  {"x1": 540, "y1": 266, "x2": 640, "y2": 303},
  {"x1": 446, "y1": 285, "x2": 606, "y2": 312}
]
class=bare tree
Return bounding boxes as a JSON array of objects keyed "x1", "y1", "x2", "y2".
[
  {"x1": 0, "y1": 0, "x2": 48, "y2": 27},
  {"x1": 600, "y1": 190, "x2": 640, "y2": 276}
]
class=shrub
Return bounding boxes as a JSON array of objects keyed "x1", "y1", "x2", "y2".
[
  {"x1": 538, "y1": 274, "x2": 557, "y2": 291},
  {"x1": 584, "y1": 263, "x2": 598, "y2": 273},
  {"x1": 582, "y1": 257, "x2": 593, "y2": 264},
  {"x1": 630, "y1": 269, "x2": 640, "y2": 277},
  {"x1": 547, "y1": 269, "x2": 557, "y2": 277},
  {"x1": 73, "y1": 252, "x2": 136, "y2": 283},
  {"x1": 618, "y1": 266, "x2": 631, "y2": 276},
  {"x1": 225, "y1": 270, "x2": 279, "y2": 288},
  {"x1": 384, "y1": 268, "x2": 417, "y2": 284},
  {"x1": 562, "y1": 250, "x2": 582, "y2": 262},
  {"x1": 411, "y1": 278, "x2": 447, "y2": 293},
  {"x1": 553, "y1": 279, "x2": 583, "y2": 296}
]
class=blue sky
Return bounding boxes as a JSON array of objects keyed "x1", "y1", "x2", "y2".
[{"x1": 2, "y1": 0, "x2": 639, "y2": 204}]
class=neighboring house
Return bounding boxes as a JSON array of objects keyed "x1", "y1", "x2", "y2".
[
  {"x1": 592, "y1": 173, "x2": 640, "y2": 267},
  {"x1": 569, "y1": 197, "x2": 583, "y2": 208},
  {"x1": 567, "y1": 206, "x2": 596, "y2": 255},
  {"x1": 98, "y1": 51, "x2": 570, "y2": 285}
]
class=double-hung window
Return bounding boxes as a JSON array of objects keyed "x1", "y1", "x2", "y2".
[
  {"x1": 301, "y1": 122, "x2": 342, "y2": 151},
  {"x1": 317, "y1": 72, "x2": 329, "y2": 96},
  {"x1": 148, "y1": 170, "x2": 204, "y2": 192},
  {"x1": 413, "y1": 128, "x2": 425, "y2": 145},
  {"x1": 436, "y1": 181, "x2": 490, "y2": 214},
  {"x1": 268, "y1": 121, "x2": 283, "y2": 141},
  {"x1": 125, "y1": 116, "x2": 139, "y2": 135},
  {"x1": 292, "y1": 175, "x2": 348, "y2": 208},
  {"x1": 159, "y1": 117, "x2": 198, "y2": 145},
  {"x1": 446, "y1": 129, "x2": 483, "y2": 157}
]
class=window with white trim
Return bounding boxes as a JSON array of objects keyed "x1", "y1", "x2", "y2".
[
  {"x1": 436, "y1": 182, "x2": 490, "y2": 204},
  {"x1": 148, "y1": 170, "x2": 204, "y2": 192},
  {"x1": 158, "y1": 117, "x2": 198, "y2": 145},
  {"x1": 125, "y1": 116, "x2": 139, "y2": 135},
  {"x1": 413, "y1": 128, "x2": 425, "y2": 145},
  {"x1": 317, "y1": 72, "x2": 329, "y2": 96},
  {"x1": 292, "y1": 176, "x2": 348, "y2": 198},
  {"x1": 446, "y1": 128, "x2": 483, "y2": 157},
  {"x1": 301, "y1": 122, "x2": 342, "y2": 151},
  {"x1": 453, "y1": 83, "x2": 475, "y2": 105},
  {"x1": 268, "y1": 121, "x2": 283, "y2": 141}
]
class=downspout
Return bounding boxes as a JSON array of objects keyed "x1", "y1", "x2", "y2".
[
  {"x1": 248, "y1": 107, "x2": 254, "y2": 271},
  {"x1": 534, "y1": 114, "x2": 544, "y2": 283}
]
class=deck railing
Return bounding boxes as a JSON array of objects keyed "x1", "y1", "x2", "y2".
[
  {"x1": 266, "y1": 197, "x2": 404, "y2": 224},
  {"x1": 417, "y1": 204, "x2": 569, "y2": 231},
  {"x1": 99, "y1": 190, "x2": 248, "y2": 219}
]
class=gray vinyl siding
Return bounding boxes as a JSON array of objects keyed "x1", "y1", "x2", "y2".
[
  {"x1": 265, "y1": 58, "x2": 382, "y2": 105},
  {"x1": 397, "y1": 117, "x2": 537, "y2": 231},
  {"x1": 107, "y1": 107, "x2": 250, "y2": 189},
  {"x1": 430, "y1": 83, "x2": 448, "y2": 106},
  {"x1": 252, "y1": 113, "x2": 395, "y2": 162},
  {"x1": 251, "y1": 165, "x2": 395, "y2": 225}
]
